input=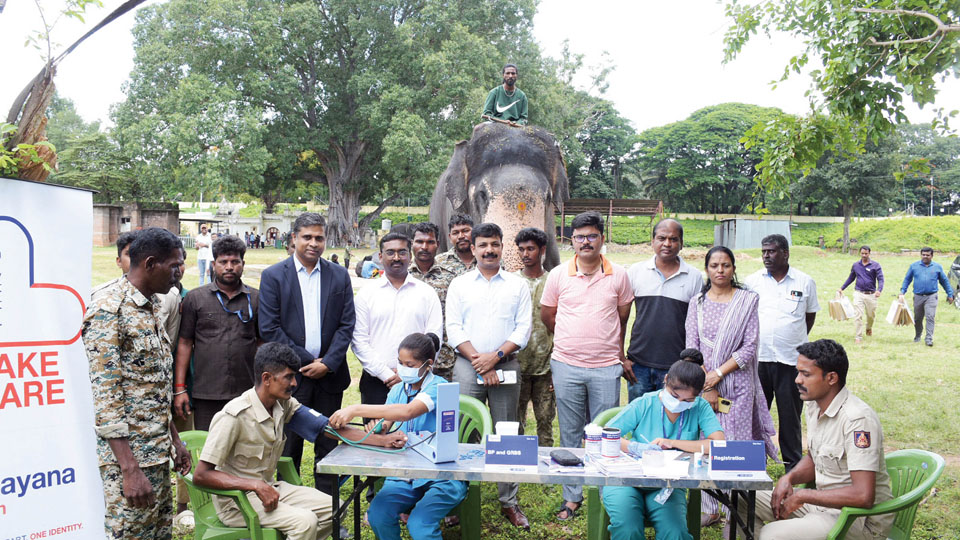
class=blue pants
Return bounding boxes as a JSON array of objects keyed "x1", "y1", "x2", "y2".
[
  {"x1": 198, "y1": 259, "x2": 210, "y2": 286},
  {"x1": 627, "y1": 365, "x2": 668, "y2": 403},
  {"x1": 368, "y1": 478, "x2": 467, "y2": 540},
  {"x1": 603, "y1": 486, "x2": 692, "y2": 540}
]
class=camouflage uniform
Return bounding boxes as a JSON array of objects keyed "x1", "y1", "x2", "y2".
[
  {"x1": 83, "y1": 276, "x2": 175, "y2": 540},
  {"x1": 414, "y1": 251, "x2": 474, "y2": 381},
  {"x1": 514, "y1": 271, "x2": 556, "y2": 447}
]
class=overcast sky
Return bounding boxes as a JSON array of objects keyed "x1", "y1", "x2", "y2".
[{"x1": 2, "y1": 0, "x2": 958, "y2": 133}]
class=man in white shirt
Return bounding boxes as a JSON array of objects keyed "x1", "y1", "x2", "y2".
[
  {"x1": 352, "y1": 232, "x2": 443, "y2": 410},
  {"x1": 195, "y1": 225, "x2": 214, "y2": 286},
  {"x1": 446, "y1": 222, "x2": 532, "y2": 529},
  {"x1": 745, "y1": 234, "x2": 819, "y2": 472}
]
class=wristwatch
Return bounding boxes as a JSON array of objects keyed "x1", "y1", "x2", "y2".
[{"x1": 497, "y1": 350, "x2": 505, "y2": 359}]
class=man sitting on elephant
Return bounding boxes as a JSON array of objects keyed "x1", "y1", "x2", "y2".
[{"x1": 482, "y1": 63, "x2": 528, "y2": 126}]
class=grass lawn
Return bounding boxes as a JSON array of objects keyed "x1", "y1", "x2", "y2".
[{"x1": 92, "y1": 244, "x2": 960, "y2": 539}]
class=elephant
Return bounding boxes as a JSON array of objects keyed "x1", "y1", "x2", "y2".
[{"x1": 429, "y1": 122, "x2": 569, "y2": 271}]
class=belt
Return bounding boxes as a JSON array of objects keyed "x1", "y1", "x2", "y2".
[
  {"x1": 457, "y1": 352, "x2": 517, "y2": 366},
  {"x1": 856, "y1": 289, "x2": 876, "y2": 294}
]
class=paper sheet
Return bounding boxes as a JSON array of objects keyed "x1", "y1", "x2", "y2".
[{"x1": 642, "y1": 460, "x2": 690, "y2": 478}]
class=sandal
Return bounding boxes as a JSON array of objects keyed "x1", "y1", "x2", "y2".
[
  {"x1": 556, "y1": 501, "x2": 580, "y2": 521},
  {"x1": 701, "y1": 512, "x2": 721, "y2": 527}
]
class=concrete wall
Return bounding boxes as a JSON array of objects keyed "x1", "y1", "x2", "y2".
[
  {"x1": 92, "y1": 204, "x2": 123, "y2": 247},
  {"x1": 94, "y1": 202, "x2": 179, "y2": 247}
]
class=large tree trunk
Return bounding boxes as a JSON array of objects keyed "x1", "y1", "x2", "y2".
[
  {"x1": 314, "y1": 139, "x2": 368, "y2": 246},
  {"x1": 842, "y1": 201, "x2": 854, "y2": 254}
]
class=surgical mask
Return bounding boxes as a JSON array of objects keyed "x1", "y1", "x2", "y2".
[
  {"x1": 660, "y1": 389, "x2": 695, "y2": 414},
  {"x1": 397, "y1": 363, "x2": 427, "y2": 384}
]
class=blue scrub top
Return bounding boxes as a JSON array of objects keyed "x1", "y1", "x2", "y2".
[
  {"x1": 607, "y1": 391, "x2": 722, "y2": 443},
  {"x1": 385, "y1": 372, "x2": 446, "y2": 433}
]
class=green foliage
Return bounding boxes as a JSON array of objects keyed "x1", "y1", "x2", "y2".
[
  {"x1": 0, "y1": 122, "x2": 55, "y2": 178},
  {"x1": 568, "y1": 99, "x2": 639, "y2": 198},
  {"x1": 635, "y1": 103, "x2": 782, "y2": 212},
  {"x1": 792, "y1": 215, "x2": 960, "y2": 252},
  {"x1": 724, "y1": 1, "x2": 960, "y2": 190}
]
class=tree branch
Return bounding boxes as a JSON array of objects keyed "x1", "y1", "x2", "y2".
[
  {"x1": 855, "y1": 8, "x2": 960, "y2": 46},
  {"x1": 357, "y1": 193, "x2": 401, "y2": 230}
]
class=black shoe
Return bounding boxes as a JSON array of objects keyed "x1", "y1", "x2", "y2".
[
  {"x1": 914, "y1": 336, "x2": 921, "y2": 343},
  {"x1": 926, "y1": 341, "x2": 933, "y2": 347}
]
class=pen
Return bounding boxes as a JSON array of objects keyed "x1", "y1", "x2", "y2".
[{"x1": 638, "y1": 434, "x2": 652, "y2": 444}]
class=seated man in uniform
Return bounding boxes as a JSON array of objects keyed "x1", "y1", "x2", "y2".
[
  {"x1": 738, "y1": 339, "x2": 893, "y2": 540},
  {"x1": 481, "y1": 63, "x2": 528, "y2": 126},
  {"x1": 193, "y1": 342, "x2": 405, "y2": 540}
]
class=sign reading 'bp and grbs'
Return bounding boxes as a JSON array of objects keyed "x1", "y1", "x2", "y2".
[{"x1": 1, "y1": 178, "x2": 104, "y2": 538}]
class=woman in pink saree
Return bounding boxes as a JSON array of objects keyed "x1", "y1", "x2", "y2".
[{"x1": 686, "y1": 246, "x2": 778, "y2": 527}]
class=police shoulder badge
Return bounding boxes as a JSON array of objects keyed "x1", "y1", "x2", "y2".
[{"x1": 854, "y1": 431, "x2": 871, "y2": 448}]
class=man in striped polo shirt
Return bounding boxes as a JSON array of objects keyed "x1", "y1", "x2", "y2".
[{"x1": 541, "y1": 211, "x2": 634, "y2": 521}]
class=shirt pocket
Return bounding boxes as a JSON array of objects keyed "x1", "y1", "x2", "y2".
[
  {"x1": 234, "y1": 442, "x2": 266, "y2": 474},
  {"x1": 816, "y1": 444, "x2": 845, "y2": 477},
  {"x1": 778, "y1": 296, "x2": 803, "y2": 315},
  {"x1": 124, "y1": 334, "x2": 168, "y2": 383},
  {"x1": 197, "y1": 311, "x2": 219, "y2": 335}
]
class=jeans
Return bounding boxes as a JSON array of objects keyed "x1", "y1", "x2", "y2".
[
  {"x1": 627, "y1": 364, "x2": 668, "y2": 403},
  {"x1": 551, "y1": 359, "x2": 622, "y2": 503},
  {"x1": 198, "y1": 259, "x2": 210, "y2": 286},
  {"x1": 913, "y1": 293, "x2": 938, "y2": 344}
]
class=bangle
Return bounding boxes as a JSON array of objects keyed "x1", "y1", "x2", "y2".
[
  {"x1": 715, "y1": 368, "x2": 724, "y2": 379},
  {"x1": 174, "y1": 383, "x2": 187, "y2": 388},
  {"x1": 173, "y1": 390, "x2": 188, "y2": 396}
]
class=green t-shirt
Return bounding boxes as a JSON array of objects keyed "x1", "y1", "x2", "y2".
[{"x1": 482, "y1": 85, "x2": 528, "y2": 124}]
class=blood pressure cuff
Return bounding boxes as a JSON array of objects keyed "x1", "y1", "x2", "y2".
[{"x1": 286, "y1": 406, "x2": 330, "y2": 442}]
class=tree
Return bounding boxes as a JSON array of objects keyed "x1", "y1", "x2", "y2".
[
  {"x1": 897, "y1": 123, "x2": 960, "y2": 214},
  {"x1": 724, "y1": 1, "x2": 960, "y2": 190},
  {"x1": 568, "y1": 99, "x2": 639, "y2": 198},
  {"x1": 635, "y1": 103, "x2": 782, "y2": 213}
]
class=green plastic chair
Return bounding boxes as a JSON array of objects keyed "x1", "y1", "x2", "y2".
[
  {"x1": 826, "y1": 449, "x2": 945, "y2": 540},
  {"x1": 584, "y1": 406, "x2": 702, "y2": 540},
  {"x1": 451, "y1": 394, "x2": 493, "y2": 540},
  {"x1": 179, "y1": 430, "x2": 301, "y2": 540}
]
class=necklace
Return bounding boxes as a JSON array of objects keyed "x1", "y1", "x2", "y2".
[{"x1": 504, "y1": 87, "x2": 515, "y2": 97}]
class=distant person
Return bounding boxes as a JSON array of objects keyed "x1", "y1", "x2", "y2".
[
  {"x1": 739, "y1": 339, "x2": 893, "y2": 540},
  {"x1": 626, "y1": 218, "x2": 702, "y2": 402},
  {"x1": 744, "y1": 234, "x2": 819, "y2": 473},
  {"x1": 91, "y1": 231, "x2": 140, "y2": 301},
  {"x1": 838, "y1": 246, "x2": 884, "y2": 343},
  {"x1": 330, "y1": 254, "x2": 339, "y2": 264},
  {"x1": 540, "y1": 211, "x2": 633, "y2": 521},
  {"x1": 482, "y1": 63, "x2": 528, "y2": 126},
  {"x1": 435, "y1": 214, "x2": 476, "y2": 273},
  {"x1": 196, "y1": 225, "x2": 213, "y2": 286},
  {"x1": 513, "y1": 227, "x2": 556, "y2": 447},
  {"x1": 83, "y1": 227, "x2": 192, "y2": 539},
  {"x1": 175, "y1": 235, "x2": 259, "y2": 431},
  {"x1": 408, "y1": 221, "x2": 459, "y2": 382},
  {"x1": 899, "y1": 247, "x2": 954, "y2": 347},
  {"x1": 258, "y1": 213, "x2": 355, "y2": 494}
]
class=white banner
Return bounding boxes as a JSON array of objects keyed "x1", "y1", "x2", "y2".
[{"x1": 0, "y1": 178, "x2": 104, "y2": 538}]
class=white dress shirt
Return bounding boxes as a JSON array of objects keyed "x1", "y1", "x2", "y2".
[
  {"x1": 293, "y1": 255, "x2": 323, "y2": 358},
  {"x1": 745, "y1": 266, "x2": 820, "y2": 366},
  {"x1": 351, "y1": 274, "x2": 443, "y2": 382},
  {"x1": 446, "y1": 267, "x2": 532, "y2": 354}
]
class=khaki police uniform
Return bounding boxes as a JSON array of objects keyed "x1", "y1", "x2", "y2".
[
  {"x1": 742, "y1": 387, "x2": 894, "y2": 540},
  {"x1": 200, "y1": 388, "x2": 333, "y2": 540}
]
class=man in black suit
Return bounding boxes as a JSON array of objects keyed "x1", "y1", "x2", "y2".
[{"x1": 258, "y1": 213, "x2": 355, "y2": 492}]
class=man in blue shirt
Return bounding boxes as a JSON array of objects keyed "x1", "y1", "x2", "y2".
[{"x1": 899, "y1": 247, "x2": 954, "y2": 346}]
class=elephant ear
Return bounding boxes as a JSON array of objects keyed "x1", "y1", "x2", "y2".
[
  {"x1": 550, "y1": 141, "x2": 570, "y2": 204},
  {"x1": 441, "y1": 140, "x2": 470, "y2": 211}
]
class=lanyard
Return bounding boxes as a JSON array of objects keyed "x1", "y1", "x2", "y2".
[
  {"x1": 660, "y1": 405, "x2": 685, "y2": 440},
  {"x1": 216, "y1": 290, "x2": 253, "y2": 323}
]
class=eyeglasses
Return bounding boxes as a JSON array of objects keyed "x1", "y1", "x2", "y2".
[
  {"x1": 572, "y1": 234, "x2": 601, "y2": 243},
  {"x1": 383, "y1": 249, "x2": 410, "y2": 258},
  {"x1": 216, "y1": 291, "x2": 253, "y2": 323}
]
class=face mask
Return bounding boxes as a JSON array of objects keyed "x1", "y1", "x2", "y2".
[
  {"x1": 397, "y1": 363, "x2": 427, "y2": 384},
  {"x1": 660, "y1": 389, "x2": 695, "y2": 414}
]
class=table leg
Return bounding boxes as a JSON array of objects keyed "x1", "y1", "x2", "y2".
[
  {"x1": 688, "y1": 489, "x2": 701, "y2": 540},
  {"x1": 353, "y1": 475, "x2": 362, "y2": 539},
  {"x1": 746, "y1": 490, "x2": 757, "y2": 540},
  {"x1": 331, "y1": 475, "x2": 341, "y2": 540},
  {"x1": 729, "y1": 490, "x2": 739, "y2": 540}
]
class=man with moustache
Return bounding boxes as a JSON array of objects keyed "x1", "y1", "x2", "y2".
[
  {"x1": 174, "y1": 235, "x2": 260, "y2": 431},
  {"x1": 435, "y1": 214, "x2": 477, "y2": 273},
  {"x1": 540, "y1": 211, "x2": 634, "y2": 521},
  {"x1": 446, "y1": 222, "x2": 533, "y2": 528},
  {"x1": 353, "y1": 231, "x2": 442, "y2": 416},
  {"x1": 258, "y1": 212, "x2": 355, "y2": 494},
  {"x1": 745, "y1": 234, "x2": 819, "y2": 472},
  {"x1": 899, "y1": 247, "x2": 954, "y2": 347},
  {"x1": 513, "y1": 227, "x2": 556, "y2": 446},
  {"x1": 838, "y1": 246, "x2": 884, "y2": 344},
  {"x1": 408, "y1": 221, "x2": 459, "y2": 381},
  {"x1": 626, "y1": 218, "x2": 703, "y2": 402},
  {"x1": 482, "y1": 63, "x2": 528, "y2": 126},
  {"x1": 738, "y1": 339, "x2": 893, "y2": 540},
  {"x1": 83, "y1": 227, "x2": 192, "y2": 539},
  {"x1": 193, "y1": 343, "x2": 406, "y2": 540}
]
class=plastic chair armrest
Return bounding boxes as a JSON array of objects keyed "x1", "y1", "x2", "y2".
[
  {"x1": 183, "y1": 473, "x2": 265, "y2": 540},
  {"x1": 277, "y1": 456, "x2": 302, "y2": 485}
]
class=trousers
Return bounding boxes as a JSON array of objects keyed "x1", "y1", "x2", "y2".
[
  {"x1": 853, "y1": 291, "x2": 877, "y2": 340},
  {"x1": 552, "y1": 359, "x2": 622, "y2": 504},
  {"x1": 913, "y1": 293, "x2": 938, "y2": 344},
  {"x1": 101, "y1": 464, "x2": 172, "y2": 540},
  {"x1": 368, "y1": 478, "x2": 468, "y2": 540},
  {"x1": 737, "y1": 490, "x2": 882, "y2": 540},
  {"x1": 518, "y1": 372, "x2": 556, "y2": 447},
  {"x1": 219, "y1": 481, "x2": 333, "y2": 540},
  {"x1": 454, "y1": 355, "x2": 521, "y2": 506},
  {"x1": 603, "y1": 486, "x2": 692, "y2": 540},
  {"x1": 758, "y1": 362, "x2": 803, "y2": 471}
]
